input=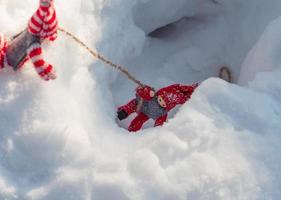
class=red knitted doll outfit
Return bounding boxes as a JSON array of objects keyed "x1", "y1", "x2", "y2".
[{"x1": 118, "y1": 84, "x2": 198, "y2": 132}]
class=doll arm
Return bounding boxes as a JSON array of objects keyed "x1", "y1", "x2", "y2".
[
  {"x1": 27, "y1": 43, "x2": 56, "y2": 81},
  {"x1": 28, "y1": 1, "x2": 50, "y2": 35},
  {"x1": 0, "y1": 34, "x2": 7, "y2": 67},
  {"x1": 117, "y1": 99, "x2": 138, "y2": 120},
  {"x1": 136, "y1": 85, "x2": 155, "y2": 101},
  {"x1": 0, "y1": 33, "x2": 7, "y2": 51},
  {"x1": 42, "y1": 4, "x2": 58, "y2": 40},
  {"x1": 154, "y1": 114, "x2": 168, "y2": 127},
  {"x1": 28, "y1": 0, "x2": 58, "y2": 41}
]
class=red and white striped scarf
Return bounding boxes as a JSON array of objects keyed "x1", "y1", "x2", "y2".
[{"x1": 28, "y1": 0, "x2": 58, "y2": 41}]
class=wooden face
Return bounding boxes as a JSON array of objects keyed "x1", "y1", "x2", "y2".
[
  {"x1": 157, "y1": 96, "x2": 167, "y2": 108},
  {"x1": 40, "y1": 0, "x2": 53, "y2": 6},
  {"x1": 150, "y1": 90, "x2": 155, "y2": 97}
]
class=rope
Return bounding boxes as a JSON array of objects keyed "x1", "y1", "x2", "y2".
[
  {"x1": 219, "y1": 66, "x2": 232, "y2": 83},
  {"x1": 58, "y1": 27, "x2": 144, "y2": 87}
]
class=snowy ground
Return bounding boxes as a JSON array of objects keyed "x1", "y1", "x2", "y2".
[{"x1": 1, "y1": 0, "x2": 281, "y2": 199}]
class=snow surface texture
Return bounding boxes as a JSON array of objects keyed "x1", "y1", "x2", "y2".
[{"x1": 0, "y1": 0, "x2": 281, "y2": 199}]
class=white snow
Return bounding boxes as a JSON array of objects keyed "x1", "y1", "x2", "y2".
[
  {"x1": 0, "y1": 0, "x2": 281, "y2": 199},
  {"x1": 239, "y1": 15, "x2": 281, "y2": 86}
]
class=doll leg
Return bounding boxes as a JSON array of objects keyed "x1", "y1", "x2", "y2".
[{"x1": 128, "y1": 112, "x2": 149, "y2": 132}]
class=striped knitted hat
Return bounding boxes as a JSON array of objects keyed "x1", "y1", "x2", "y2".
[{"x1": 28, "y1": 0, "x2": 58, "y2": 41}]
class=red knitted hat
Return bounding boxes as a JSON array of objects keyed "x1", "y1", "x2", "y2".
[{"x1": 156, "y1": 84, "x2": 188, "y2": 111}]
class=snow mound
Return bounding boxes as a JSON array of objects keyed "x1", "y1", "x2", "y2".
[{"x1": 239, "y1": 15, "x2": 281, "y2": 85}]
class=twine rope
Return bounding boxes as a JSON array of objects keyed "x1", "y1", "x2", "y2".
[{"x1": 58, "y1": 27, "x2": 144, "y2": 87}]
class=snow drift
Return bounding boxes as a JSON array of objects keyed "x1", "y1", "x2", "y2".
[{"x1": 0, "y1": 0, "x2": 281, "y2": 199}]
